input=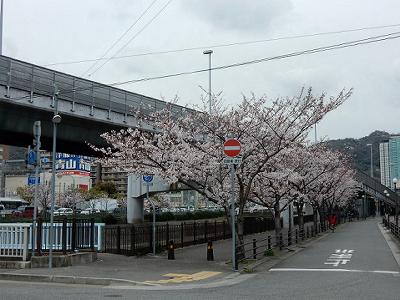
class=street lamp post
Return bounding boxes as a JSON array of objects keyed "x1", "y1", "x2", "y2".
[
  {"x1": 48, "y1": 89, "x2": 61, "y2": 269},
  {"x1": 203, "y1": 50, "x2": 213, "y2": 115},
  {"x1": 366, "y1": 144, "x2": 373, "y2": 178},
  {"x1": 393, "y1": 178, "x2": 398, "y2": 226},
  {"x1": 384, "y1": 189, "x2": 390, "y2": 221}
]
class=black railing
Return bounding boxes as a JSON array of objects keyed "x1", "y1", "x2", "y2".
[
  {"x1": 383, "y1": 217, "x2": 400, "y2": 239},
  {"x1": 235, "y1": 222, "x2": 329, "y2": 269},
  {"x1": 35, "y1": 218, "x2": 95, "y2": 255},
  {"x1": 104, "y1": 217, "x2": 277, "y2": 256}
]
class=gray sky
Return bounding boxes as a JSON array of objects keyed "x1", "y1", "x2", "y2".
[{"x1": 3, "y1": 0, "x2": 400, "y2": 140}]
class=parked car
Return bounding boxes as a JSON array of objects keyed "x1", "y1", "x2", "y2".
[
  {"x1": 0, "y1": 204, "x2": 5, "y2": 217},
  {"x1": 12, "y1": 206, "x2": 34, "y2": 218},
  {"x1": 80, "y1": 208, "x2": 101, "y2": 215},
  {"x1": 54, "y1": 208, "x2": 73, "y2": 216}
]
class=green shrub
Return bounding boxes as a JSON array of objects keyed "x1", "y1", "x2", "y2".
[{"x1": 264, "y1": 249, "x2": 274, "y2": 256}]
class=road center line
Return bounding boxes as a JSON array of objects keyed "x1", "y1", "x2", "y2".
[{"x1": 269, "y1": 268, "x2": 400, "y2": 275}]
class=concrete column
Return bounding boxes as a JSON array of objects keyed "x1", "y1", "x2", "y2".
[
  {"x1": 127, "y1": 175, "x2": 144, "y2": 224},
  {"x1": 127, "y1": 196, "x2": 144, "y2": 224}
]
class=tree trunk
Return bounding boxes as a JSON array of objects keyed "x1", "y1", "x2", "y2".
[
  {"x1": 296, "y1": 202, "x2": 304, "y2": 232},
  {"x1": 274, "y1": 202, "x2": 281, "y2": 238},
  {"x1": 313, "y1": 206, "x2": 318, "y2": 233}
]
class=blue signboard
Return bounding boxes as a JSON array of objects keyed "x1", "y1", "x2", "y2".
[
  {"x1": 143, "y1": 175, "x2": 154, "y2": 183},
  {"x1": 28, "y1": 175, "x2": 40, "y2": 186},
  {"x1": 27, "y1": 150, "x2": 36, "y2": 165},
  {"x1": 55, "y1": 153, "x2": 91, "y2": 173}
]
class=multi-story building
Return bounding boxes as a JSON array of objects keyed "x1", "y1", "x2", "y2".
[
  {"x1": 380, "y1": 136, "x2": 400, "y2": 190},
  {"x1": 90, "y1": 163, "x2": 128, "y2": 195},
  {"x1": 379, "y1": 141, "x2": 390, "y2": 187}
]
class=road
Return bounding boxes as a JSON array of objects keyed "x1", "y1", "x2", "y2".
[{"x1": 1, "y1": 218, "x2": 399, "y2": 300}]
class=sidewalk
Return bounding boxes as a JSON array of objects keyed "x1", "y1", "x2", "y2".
[{"x1": 0, "y1": 222, "x2": 320, "y2": 287}]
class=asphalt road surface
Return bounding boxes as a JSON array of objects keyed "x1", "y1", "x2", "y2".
[{"x1": 1, "y1": 218, "x2": 399, "y2": 300}]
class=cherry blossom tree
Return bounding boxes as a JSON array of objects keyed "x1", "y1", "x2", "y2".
[
  {"x1": 93, "y1": 87, "x2": 352, "y2": 245},
  {"x1": 307, "y1": 154, "x2": 360, "y2": 229},
  {"x1": 59, "y1": 187, "x2": 87, "y2": 210}
]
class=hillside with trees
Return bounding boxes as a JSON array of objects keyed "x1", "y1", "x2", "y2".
[{"x1": 324, "y1": 130, "x2": 391, "y2": 179}]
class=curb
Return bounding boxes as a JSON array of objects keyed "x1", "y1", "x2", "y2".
[
  {"x1": 0, "y1": 273, "x2": 155, "y2": 287},
  {"x1": 377, "y1": 222, "x2": 400, "y2": 268}
]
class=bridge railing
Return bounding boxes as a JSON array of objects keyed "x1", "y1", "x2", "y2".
[
  {"x1": 0, "y1": 223, "x2": 29, "y2": 261},
  {"x1": 0, "y1": 55, "x2": 187, "y2": 119}
]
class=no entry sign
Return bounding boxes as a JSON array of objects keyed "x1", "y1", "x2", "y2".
[{"x1": 224, "y1": 139, "x2": 241, "y2": 157}]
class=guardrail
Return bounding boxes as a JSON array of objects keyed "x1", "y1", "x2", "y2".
[
  {"x1": 383, "y1": 217, "x2": 400, "y2": 239},
  {"x1": 235, "y1": 220, "x2": 331, "y2": 270},
  {"x1": 0, "y1": 220, "x2": 104, "y2": 261},
  {"x1": 0, "y1": 224, "x2": 29, "y2": 261},
  {"x1": 34, "y1": 219, "x2": 105, "y2": 253},
  {"x1": 0, "y1": 55, "x2": 188, "y2": 118}
]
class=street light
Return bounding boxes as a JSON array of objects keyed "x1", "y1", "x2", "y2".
[
  {"x1": 203, "y1": 49, "x2": 213, "y2": 115},
  {"x1": 394, "y1": 178, "x2": 398, "y2": 226},
  {"x1": 366, "y1": 144, "x2": 373, "y2": 178},
  {"x1": 384, "y1": 189, "x2": 390, "y2": 222},
  {"x1": 48, "y1": 88, "x2": 61, "y2": 269}
]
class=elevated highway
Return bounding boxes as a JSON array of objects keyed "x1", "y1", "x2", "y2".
[{"x1": 0, "y1": 55, "x2": 188, "y2": 155}]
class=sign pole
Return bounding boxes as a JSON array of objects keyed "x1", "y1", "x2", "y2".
[
  {"x1": 230, "y1": 163, "x2": 236, "y2": 271},
  {"x1": 143, "y1": 175, "x2": 155, "y2": 255},
  {"x1": 223, "y1": 138, "x2": 241, "y2": 271},
  {"x1": 32, "y1": 121, "x2": 41, "y2": 257},
  {"x1": 147, "y1": 183, "x2": 156, "y2": 256}
]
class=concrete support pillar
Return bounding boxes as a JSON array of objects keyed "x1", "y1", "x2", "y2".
[
  {"x1": 127, "y1": 196, "x2": 144, "y2": 224},
  {"x1": 127, "y1": 175, "x2": 144, "y2": 224}
]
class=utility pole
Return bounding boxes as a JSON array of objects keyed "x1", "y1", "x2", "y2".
[{"x1": 367, "y1": 144, "x2": 373, "y2": 178}]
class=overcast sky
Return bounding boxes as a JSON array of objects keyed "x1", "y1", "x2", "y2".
[{"x1": 3, "y1": 0, "x2": 400, "y2": 140}]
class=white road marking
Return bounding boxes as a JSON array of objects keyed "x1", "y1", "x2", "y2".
[
  {"x1": 269, "y1": 268, "x2": 400, "y2": 275},
  {"x1": 324, "y1": 249, "x2": 355, "y2": 266}
]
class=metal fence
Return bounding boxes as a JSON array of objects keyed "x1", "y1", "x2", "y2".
[
  {"x1": 0, "y1": 219, "x2": 103, "y2": 261},
  {"x1": 34, "y1": 218, "x2": 101, "y2": 255},
  {"x1": 104, "y1": 218, "x2": 276, "y2": 256},
  {"x1": 383, "y1": 217, "x2": 400, "y2": 239},
  {"x1": 0, "y1": 55, "x2": 189, "y2": 118},
  {"x1": 0, "y1": 223, "x2": 29, "y2": 261},
  {"x1": 236, "y1": 221, "x2": 329, "y2": 268},
  {"x1": 38, "y1": 218, "x2": 104, "y2": 252}
]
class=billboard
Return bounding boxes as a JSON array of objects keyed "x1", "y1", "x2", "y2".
[{"x1": 55, "y1": 153, "x2": 91, "y2": 176}]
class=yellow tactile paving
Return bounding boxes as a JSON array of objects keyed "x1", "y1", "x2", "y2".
[{"x1": 144, "y1": 271, "x2": 222, "y2": 284}]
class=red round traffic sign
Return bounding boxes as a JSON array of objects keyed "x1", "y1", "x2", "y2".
[{"x1": 224, "y1": 139, "x2": 241, "y2": 157}]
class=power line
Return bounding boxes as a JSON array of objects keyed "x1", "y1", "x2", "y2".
[
  {"x1": 81, "y1": 0, "x2": 159, "y2": 78},
  {"x1": 5, "y1": 31, "x2": 400, "y2": 102},
  {"x1": 103, "y1": 31, "x2": 400, "y2": 87},
  {"x1": 86, "y1": 0, "x2": 174, "y2": 78},
  {"x1": 45, "y1": 23, "x2": 400, "y2": 67}
]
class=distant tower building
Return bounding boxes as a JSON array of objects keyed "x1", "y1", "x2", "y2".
[
  {"x1": 380, "y1": 136, "x2": 400, "y2": 189},
  {"x1": 389, "y1": 136, "x2": 400, "y2": 189},
  {"x1": 379, "y1": 141, "x2": 390, "y2": 187}
]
